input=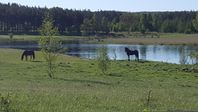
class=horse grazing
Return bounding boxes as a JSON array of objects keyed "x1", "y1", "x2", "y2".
[
  {"x1": 21, "y1": 50, "x2": 35, "y2": 61},
  {"x1": 125, "y1": 47, "x2": 139, "y2": 61}
]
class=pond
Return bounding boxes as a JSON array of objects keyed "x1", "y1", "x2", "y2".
[
  {"x1": 0, "y1": 43, "x2": 198, "y2": 64},
  {"x1": 65, "y1": 44, "x2": 198, "y2": 64}
]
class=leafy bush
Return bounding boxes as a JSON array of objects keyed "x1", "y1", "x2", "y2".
[
  {"x1": 8, "y1": 33, "x2": 13, "y2": 40},
  {"x1": 39, "y1": 13, "x2": 63, "y2": 78},
  {"x1": 96, "y1": 46, "x2": 110, "y2": 75},
  {"x1": 0, "y1": 93, "x2": 16, "y2": 112}
]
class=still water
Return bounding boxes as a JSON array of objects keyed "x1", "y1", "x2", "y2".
[
  {"x1": 65, "y1": 44, "x2": 198, "y2": 64},
  {"x1": 1, "y1": 44, "x2": 198, "y2": 64}
]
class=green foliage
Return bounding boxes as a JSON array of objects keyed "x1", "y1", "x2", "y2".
[
  {"x1": 190, "y1": 51, "x2": 198, "y2": 64},
  {"x1": 193, "y1": 12, "x2": 198, "y2": 32},
  {"x1": 160, "y1": 20, "x2": 176, "y2": 33},
  {"x1": 143, "y1": 108, "x2": 151, "y2": 112},
  {"x1": 119, "y1": 13, "x2": 139, "y2": 33},
  {"x1": 0, "y1": 2, "x2": 197, "y2": 35},
  {"x1": 39, "y1": 13, "x2": 62, "y2": 78},
  {"x1": 101, "y1": 16, "x2": 110, "y2": 33},
  {"x1": 0, "y1": 93, "x2": 16, "y2": 112},
  {"x1": 96, "y1": 46, "x2": 110, "y2": 75},
  {"x1": 81, "y1": 14, "x2": 110, "y2": 35},
  {"x1": 8, "y1": 33, "x2": 13, "y2": 40},
  {"x1": 179, "y1": 48, "x2": 188, "y2": 64},
  {"x1": 139, "y1": 14, "x2": 153, "y2": 33},
  {"x1": 80, "y1": 18, "x2": 94, "y2": 35}
]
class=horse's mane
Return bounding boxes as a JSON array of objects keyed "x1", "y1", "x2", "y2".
[{"x1": 125, "y1": 47, "x2": 130, "y2": 52}]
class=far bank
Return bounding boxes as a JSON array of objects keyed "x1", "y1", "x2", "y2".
[{"x1": 0, "y1": 33, "x2": 198, "y2": 45}]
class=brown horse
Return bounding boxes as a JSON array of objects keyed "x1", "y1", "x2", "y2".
[
  {"x1": 21, "y1": 50, "x2": 35, "y2": 61},
  {"x1": 125, "y1": 47, "x2": 139, "y2": 61}
]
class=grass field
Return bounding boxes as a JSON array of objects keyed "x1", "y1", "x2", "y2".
[
  {"x1": 1, "y1": 33, "x2": 198, "y2": 45},
  {"x1": 103, "y1": 33, "x2": 198, "y2": 45},
  {"x1": 0, "y1": 48, "x2": 198, "y2": 112}
]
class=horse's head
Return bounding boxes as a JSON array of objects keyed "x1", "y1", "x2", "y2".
[{"x1": 125, "y1": 47, "x2": 129, "y2": 52}]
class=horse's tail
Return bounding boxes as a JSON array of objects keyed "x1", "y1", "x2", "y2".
[
  {"x1": 32, "y1": 51, "x2": 35, "y2": 60},
  {"x1": 21, "y1": 52, "x2": 25, "y2": 60}
]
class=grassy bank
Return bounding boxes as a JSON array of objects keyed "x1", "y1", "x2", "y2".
[
  {"x1": 0, "y1": 48, "x2": 198, "y2": 111},
  {"x1": 103, "y1": 33, "x2": 198, "y2": 45},
  {"x1": 1, "y1": 33, "x2": 198, "y2": 45}
]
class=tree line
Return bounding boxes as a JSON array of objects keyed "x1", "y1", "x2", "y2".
[{"x1": 0, "y1": 2, "x2": 198, "y2": 35}]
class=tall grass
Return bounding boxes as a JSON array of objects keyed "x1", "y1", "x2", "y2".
[
  {"x1": 0, "y1": 48, "x2": 198, "y2": 111},
  {"x1": 1, "y1": 33, "x2": 198, "y2": 45}
]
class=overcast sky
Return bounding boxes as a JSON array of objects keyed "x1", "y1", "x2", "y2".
[{"x1": 1, "y1": 0, "x2": 198, "y2": 12}]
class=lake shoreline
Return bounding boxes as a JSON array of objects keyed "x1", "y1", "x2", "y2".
[
  {"x1": 99, "y1": 37, "x2": 198, "y2": 45},
  {"x1": 0, "y1": 43, "x2": 196, "y2": 64},
  {"x1": 1, "y1": 37, "x2": 198, "y2": 45}
]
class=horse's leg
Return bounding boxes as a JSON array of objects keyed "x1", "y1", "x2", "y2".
[
  {"x1": 21, "y1": 54, "x2": 24, "y2": 61},
  {"x1": 136, "y1": 53, "x2": 139, "y2": 61},
  {"x1": 31, "y1": 55, "x2": 34, "y2": 61},
  {"x1": 25, "y1": 56, "x2": 27, "y2": 61},
  {"x1": 33, "y1": 52, "x2": 35, "y2": 60},
  {"x1": 128, "y1": 55, "x2": 130, "y2": 61},
  {"x1": 135, "y1": 56, "x2": 138, "y2": 61}
]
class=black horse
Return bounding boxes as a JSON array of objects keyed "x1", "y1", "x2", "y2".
[
  {"x1": 21, "y1": 50, "x2": 35, "y2": 61},
  {"x1": 125, "y1": 47, "x2": 139, "y2": 61}
]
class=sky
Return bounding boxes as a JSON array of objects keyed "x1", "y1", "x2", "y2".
[{"x1": 0, "y1": 0, "x2": 198, "y2": 12}]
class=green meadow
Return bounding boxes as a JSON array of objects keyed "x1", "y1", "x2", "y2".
[
  {"x1": 0, "y1": 48, "x2": 198, "y2": 112},
  {"x1": 1, "y1": 33, "x2": 198, "y2": 45}
]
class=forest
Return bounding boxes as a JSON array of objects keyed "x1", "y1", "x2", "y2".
[{"x1": 0, "y1": 2, "x2": 198, "y2": 35}]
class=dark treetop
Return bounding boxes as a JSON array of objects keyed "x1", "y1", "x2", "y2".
[{"x1": 0, "y1": 2, "x2": 197, "y2": 35}]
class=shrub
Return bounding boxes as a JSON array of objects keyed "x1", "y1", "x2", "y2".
[
  {"x1": 9, "y1": 33, "x2": 13, "y2": 40},
  {"x1": 96, "y1": 46, "x2": 110, "y2": 75},
  {"x1": 0, "y1": 93, "x2": 16, "y2": 112},
  {"x1": 39, "y1": 13, "x2": 63, "y2": 78}
]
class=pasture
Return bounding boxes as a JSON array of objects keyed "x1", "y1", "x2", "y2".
[
  {"x1": 1, "y1": 33, "x2": 198, "y2": 45},
  {"x1": 0, "y1": 48, "x2": 198, "y2": 111}
]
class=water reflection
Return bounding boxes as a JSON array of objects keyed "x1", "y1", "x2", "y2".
[
  {"x1": 139, "y1": 45, "x2": 147, "y2": 60},
  {"x1": 64, "y1": 44, "x2": 198, "y2": 64}
]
